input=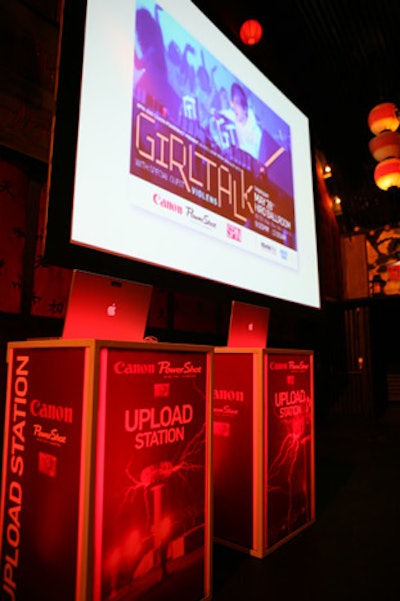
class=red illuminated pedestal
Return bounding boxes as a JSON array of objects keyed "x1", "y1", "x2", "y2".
[
  {"x1": 0, "y1": 339, "x2": 213, "y2": 601},
  {"x1": 213, "y1": 347, "x2": 315, "y2": 557}
]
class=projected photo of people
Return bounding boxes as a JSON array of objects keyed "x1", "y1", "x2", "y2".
[
  {"x1": 134, "y1": 4, "x2": 180, "y2": 121},
  {"x1": 131, "y1": 0, "x2": 296, "y2": 251}
]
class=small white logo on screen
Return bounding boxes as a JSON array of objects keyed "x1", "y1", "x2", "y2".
[{"x1": 248, "y1": 322, "x2": 254, "y2": 331}]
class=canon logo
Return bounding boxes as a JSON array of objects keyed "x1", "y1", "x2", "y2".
[
  {"x1": 213, "y1": 389, "x2": 244, "y2": 402},
  {"x1": 30, "y1": 399, "x2": 73, "y2": 424},
  {"x1": 114, "y1": 362, "x2": 155, "y2": 375},
  {"x1": 269, "y1": 361, "x2": 288, "y2": 370},
  {"x1": 153, "y1": 193, "x2": 183, "y2": 214}
]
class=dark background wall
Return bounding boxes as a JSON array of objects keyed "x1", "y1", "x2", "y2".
[{"x1": 1, "y1": 1, "x2": 399, "y2": 449}]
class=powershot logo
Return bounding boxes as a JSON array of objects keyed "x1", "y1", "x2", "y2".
[
  {"x1": 185, "y1": 206, "x2": 217, "y2": 228},
  {"x1": 213, "y1": 405, "x2": 239, "y2": 417},
  {"x1": 288, "y1": 360, "x2": 309, "y2": 373},
  {"x1": 158, "y1": 360, "x2": 202, "y2": 376}
]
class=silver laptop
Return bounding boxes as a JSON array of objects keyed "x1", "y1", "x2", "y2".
[
  {"x1": 227, "y1": 300, "x2": 270, "y2": 348},
  {"x1": 62, "y1": 270, "x2": 152, "y2": 341}
]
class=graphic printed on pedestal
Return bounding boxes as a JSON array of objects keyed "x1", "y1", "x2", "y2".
[
  {"x1": 265, "y1": 353, "x2": 314, "y2": 548},
  {"x1": 212, "y1": 353, "x2": 253, "y2": 549},
  {"x1": 94, "y1": 349, "x2": 209, "y2": 601},
  {"x1": 0, "y1": 347, "x2": 87, "y2": 601}
]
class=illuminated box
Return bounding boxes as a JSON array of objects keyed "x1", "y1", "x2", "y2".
[
  {"x1": 213, "y1": 347, "x2": 315, "y2": 558},
  {"x1": 0, "y1": 339, "x2": 213, "y2": 601}
]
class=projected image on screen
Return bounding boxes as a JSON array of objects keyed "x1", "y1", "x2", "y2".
[
  {"x1": 130, "y1": 0, "x2": 296, "y2": 266},
  {"x1": 56, "y1": 0, "x2": 320, "y2": 309}
]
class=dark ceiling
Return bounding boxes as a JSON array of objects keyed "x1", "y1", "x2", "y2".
[{"x1": 193, "y1": 0, "x2": 400, "y2": 231}]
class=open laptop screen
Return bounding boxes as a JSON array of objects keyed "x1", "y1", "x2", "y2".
[
  {"x1": 227, "y1": 300, "x2": 270, "y2": 348},
  {"x1": 62, "y1": 270, "x2": 152, "y2": 341}
]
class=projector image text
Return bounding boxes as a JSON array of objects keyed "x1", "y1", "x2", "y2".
[{"x1": 131, "y1": 103, "x2": 296, "y2": 251}]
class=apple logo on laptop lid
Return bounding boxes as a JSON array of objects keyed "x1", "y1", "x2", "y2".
[{"x1": 107, "y1": 302, "x2": 117, "y2": 317}]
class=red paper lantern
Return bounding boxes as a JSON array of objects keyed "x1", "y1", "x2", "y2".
[
  {"x1": 240, "y1": 19, "x2": 263, "y2": 45},
  {"x1": 374, "y1": 157, "x2": 400, "y2": 190},
  {"x1": 368, "y1": 102, "x2": 399, "y2": 135},
  {"x1": 369, "y1": 130, "x2": 400, "y2": 162}
]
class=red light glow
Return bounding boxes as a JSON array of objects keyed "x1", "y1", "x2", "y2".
[{"x1": 240, "y1": 19, "x2": 263, "y2": 45}]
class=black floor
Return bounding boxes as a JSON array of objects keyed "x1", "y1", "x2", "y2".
[{"x1": 211, "y1": 405, "x2": 400, "y2": 601}]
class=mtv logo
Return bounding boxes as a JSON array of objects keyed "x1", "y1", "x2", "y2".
[
  {"x1": 38, "y1": 451, "x2": 57, "y2": 477},
  {"x1": 213, "y1": 421, "x2": 230, "y2": 437},
  {"x1": 227, "y1": 223, "x2": 242, "y2": 242},
  {"x1": 154, "y1": 383, "x2": 170, "y2": 398}
]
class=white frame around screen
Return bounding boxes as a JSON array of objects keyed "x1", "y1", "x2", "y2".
[{"x1": 70, "y1": 0, "x2": 320, "y2": 309}]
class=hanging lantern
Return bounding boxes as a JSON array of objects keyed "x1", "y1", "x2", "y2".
[
  {"x1": 240, "y1": 19, "x2": 263, "y2": 45},
  {"x1": 368, "y1": 102, "x2": 399, "y2": 135},
  {"x1": 369, "y1": 130, "x2": 400, "y2": 162},
  {"x1": 370, "y1": 274, "x2": 386, "y2": 296},
  {"x1": 374, "y1": 157, "x2": 400, "y2": 190}
]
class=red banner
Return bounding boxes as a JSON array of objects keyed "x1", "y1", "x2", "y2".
[
  {"x1": 265, "y1": 352, "x2": 314, "y2": 548},
  {"x1": 94, "y1": 348, "x2": 209, "y2": 601},
  {"x1": 0, "y1": 346, "x2": 87, "y2": 600},
  {"x1": 212, "y1": 353, "x2": 254, "y2": 549}
]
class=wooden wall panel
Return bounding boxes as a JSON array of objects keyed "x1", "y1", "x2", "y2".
[{"x1": 341, "y1": 234, "x2": 369, "y2": 300}]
